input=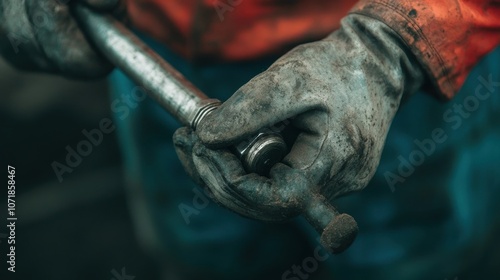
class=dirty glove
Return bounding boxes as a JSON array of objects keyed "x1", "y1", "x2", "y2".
[
  {"x1": 174, "y1": 14, "x2": 426, "y2": 221},
  {"x1": 0, "y1": 0, "x2": 121, "y2": 78}
]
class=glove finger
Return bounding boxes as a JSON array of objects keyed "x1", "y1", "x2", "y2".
[
  {"x1": 173, "y1": 127, "x2": 204, "y2": 186},
  {"x1": 192, "y1": 143, "x2": 305, "y2": 221},
  {"x1": 192, "y1": 143, "x2": 257, "y2": 215},
  {"x1": 0, "y1": 0, "x2": 49, "y2": 71},
  {"x1": 26, "y1": 0, "x2": 113, "y2": 78},
  {"x1": 197, "y1": 58, "x2": 326, "y2": 148}
]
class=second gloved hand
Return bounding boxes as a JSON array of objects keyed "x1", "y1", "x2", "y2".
[
  {"x1": 174, "y1": 14, "x2": 426, "y2": 222},
  {"x1": 0, "y1": 0, "x2": 122, "y2": 78}
]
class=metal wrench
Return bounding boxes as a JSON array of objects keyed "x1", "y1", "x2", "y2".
[{"x1": 74, "y1": 5, "x2": 358, "y2": 253}]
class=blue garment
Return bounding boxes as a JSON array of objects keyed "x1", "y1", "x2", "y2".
[{"x1": 109, "y1": 34, "x2": 500, "y2": 279}]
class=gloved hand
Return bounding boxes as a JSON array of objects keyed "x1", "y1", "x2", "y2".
[
  {"x1": 174, "y1": 14, "x2": 426, "y2": 222},
  {"x1": 0, "y1": 0, "x2": 122, "y2": 78}
]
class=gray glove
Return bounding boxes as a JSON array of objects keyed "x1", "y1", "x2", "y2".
[
  {"x1": 0, "y1": 0, "x2": 121, "y2": 78},
  {"x1": 174, "y1": 14, "x2": 426, "y2": 222}
]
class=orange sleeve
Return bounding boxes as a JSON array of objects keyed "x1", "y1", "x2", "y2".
[{"x1": 351, "y1": 0, "x2": 500, "y2": 99}]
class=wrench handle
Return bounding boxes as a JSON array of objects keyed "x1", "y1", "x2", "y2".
[
  {"x1": 73, "y1": 5, "x2": 287, "y2": 175},
  {"x1": 304, "y1": 195, "x2": 358, "y2": 254},
  {"x1": 74, "y1": 5, "x2": 357, "y2": 252}
]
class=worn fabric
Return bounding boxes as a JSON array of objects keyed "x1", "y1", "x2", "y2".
[
  {"x1": 173, "y1": 14, "x2": 425, "y2": 226},
  {"x1": 125, "y1": 0, "x2": 357, "y2": 61},
  {"x1": 328, "y1": 47, "x2": 500, "y2": 280},
  {"x1": 127, "y1": 0, "x2": 500, "y2": 99},
  {"x1": 109, "y1": 37, "x2": 317, "y2": 280},
  {"x1": 110, "y1": 37, "x2": 500, "y2": 279},
  {"x1": 351, "y1": 0, "x2": 500, "y2": 99}
]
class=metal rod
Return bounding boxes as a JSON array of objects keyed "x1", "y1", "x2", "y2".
[
  {"x1": 72, "y1": 5, "x2": 358, "y2": 254},
  {"x1": 73, "y1": 5, "x2": 215, "y2": 127}
]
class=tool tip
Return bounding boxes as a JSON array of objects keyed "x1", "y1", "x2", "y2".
[{"x1": 320, "y1": 213, "x2": 358, "y2": 254}]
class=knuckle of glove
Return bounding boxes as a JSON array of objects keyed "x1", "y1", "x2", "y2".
[
  {"x1": 322, "y1": 115, "x2": 385, "y2": 199},
  {"x1": 273, "y1": 41, "x2": 392, "y2": 201}
]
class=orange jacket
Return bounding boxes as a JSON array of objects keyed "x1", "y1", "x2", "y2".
[{"x1": 126, "y1": 0, "x2": 500, "y2": 99}]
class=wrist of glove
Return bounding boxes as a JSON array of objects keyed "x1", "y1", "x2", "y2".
[
  {"x1": 174, "y1": 14, "x2": 425, "y2": 222},
  {"x1": 0, "y1": 0, "x2": 123, "y2": 78}
]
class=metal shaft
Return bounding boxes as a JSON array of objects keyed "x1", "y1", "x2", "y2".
[
  {"x1": 74, "y1": 5, "x2": 218, "y2": 127},
  {"x1": 74, "y1": 5, "x2": 358, "y2": 253}
]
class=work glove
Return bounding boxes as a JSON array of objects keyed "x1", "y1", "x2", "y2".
[
  {"x1": 174, "y1": 14, "x2": 426, "y2": 222},
  {"x1": 0, "y1": 0, "x2": 122, "y2": 78}
]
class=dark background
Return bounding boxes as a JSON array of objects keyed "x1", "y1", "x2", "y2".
[{"x1": 0, "y1": 57, "x2": 160, "y2": 280}]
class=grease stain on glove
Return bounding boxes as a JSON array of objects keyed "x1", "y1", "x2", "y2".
[{"x1": 174, "y1": 14, "x2": 426, "y2": 221}]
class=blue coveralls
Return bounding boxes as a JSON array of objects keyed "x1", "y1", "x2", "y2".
[{"x1": 110, "y1": 34, "x2": 500, "y2": 279}]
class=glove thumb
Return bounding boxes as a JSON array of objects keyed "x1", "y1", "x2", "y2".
[{"x1": 197, "y1": 62, "x2": 323, "y2": 148}]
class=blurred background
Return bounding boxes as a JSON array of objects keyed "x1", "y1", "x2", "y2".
[
  {"x1": 1, "y1": 44, "x2": 500, "y2": 280},
  {"x1": 0, "y1": 57, "x2": 160, "y2": 280}
]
